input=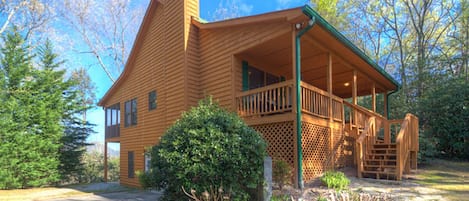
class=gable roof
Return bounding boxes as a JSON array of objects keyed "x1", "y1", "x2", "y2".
[
  {"x1": 99, "y1": 3, "x2": 399, "y2": 106},
  {"x1": 98, "y1": 0, "x2": 159, "y2": 106},
  {"x1": 193, "y1": 5, "x2": 400, "y2": 90}
]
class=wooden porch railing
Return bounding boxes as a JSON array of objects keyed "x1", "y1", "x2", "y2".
[
  {"x1": 236, "y1": 80, "x2": 293, "y2": 117},
  {"x1": 300, "y1": 81, "x2": 343, "y2": 121},
  {"x1": 396, "y1": 113, "x2": 419, "y2": 179},
  {"x1": 235, "y1": 80, "x2": 344, "y2": 121}
]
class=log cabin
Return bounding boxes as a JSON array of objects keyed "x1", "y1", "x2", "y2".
[{"x1": 97, "y1": 0, "x2": 419, "y2": 188}]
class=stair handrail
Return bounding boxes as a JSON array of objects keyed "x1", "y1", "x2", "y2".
[
  {"x1": 395, "y1": 113, "x2": 418, "y2": 180},
  {"x1": 356, "y1": 116, "x2": 375, "y2": 178},
  {"x1": 343, "y1": 101, "x2": 386, "y2": 136}
]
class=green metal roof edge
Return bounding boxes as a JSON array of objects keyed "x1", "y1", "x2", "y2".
[{"x1": 301, "y1": 5, "x2": 401, "y2": 89}]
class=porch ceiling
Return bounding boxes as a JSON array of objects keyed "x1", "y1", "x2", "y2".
[{"x1": 237, "y1": 26, "x2": 397, "y2": 98}]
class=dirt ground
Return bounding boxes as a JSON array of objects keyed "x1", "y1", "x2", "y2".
[
  {"x1": 275, "y1": 159, "x2": 469, "y2": 201},
  {"x1": 1, "y1": 159, "x2": 467, "y2": 201}
]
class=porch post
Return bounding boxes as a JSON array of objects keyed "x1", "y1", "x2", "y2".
[
  {"x1": 372, "y1": 83, "x2": 376, "y2": 112},
  {"x1": 104, "y1": 141, "x2": 108, "y2": 182},
  {"x1": 352, "y1": 70, "x2": 357, "y2": 125},
  {"x1": 383, "y1": 91, "x2": 388, "y2": 118},
  {"x1": 383, "y1": 91, "x2": 390, "y2": 143},
  {"x1": 352, "y1": 70, "x2": 357, "y2": 105},
  {"x1": 327, "y1": 53, "x2": 334, "y2": 169}
]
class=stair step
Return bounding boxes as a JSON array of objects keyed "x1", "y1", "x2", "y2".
[
  {"x1": 373, "y1": 144, "x2": 396, "y2": 148},
  {"x1": 362, "y1": 170, "x2": 397, "y2": 175},
  {"x1": 365, "y1": 159, "x2": 396, "y2": 163},
  {"x1": 364, "y1": 167, "x2": 396, "y2": 172},
  {"x1": 363, "y1": 164, "x2": 396, "y2": 168},
  {"x1": 371, "y1": 150, "x2": 396, "y2": 154},
  {"x1": 371, "y1": 148, "x2": 397, "y2": 151},
  {"x1": 367, "y1": 153, "x2": 396, "y2": 156}
]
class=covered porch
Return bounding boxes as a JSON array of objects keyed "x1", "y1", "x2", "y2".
[{"x1": 233, "y1": 8, "x2": 418, "y2": 188}]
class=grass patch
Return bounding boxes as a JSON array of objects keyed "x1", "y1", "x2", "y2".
[
  {"x1": 417, "y1": 159, "x2": 469, "y2": 200},
  {"x1": 0, "y1": 183, "x2": 131, "y2": 201}
]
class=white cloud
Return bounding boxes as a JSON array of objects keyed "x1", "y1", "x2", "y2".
[
  {"x1": 211, "y1": 0, "x2": 254, "y2": 21},
  {"x1": 276, "y1": 0, "x2": 308, "y2": 10},
  {"x1": 239, "y1": 3, "x2": 253, "y2": 14},
  {"x1": 276, "y1": 0, "x2": 294, "y2": 9}
]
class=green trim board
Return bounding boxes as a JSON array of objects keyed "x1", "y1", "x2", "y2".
[
  {"x1": 242, "y1": 61, "x2": 249, "y2": 91},
  {"x1": 301, "y1": 5, "x2": 401, "y2": 89}
]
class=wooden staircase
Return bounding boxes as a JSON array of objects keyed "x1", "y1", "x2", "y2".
[
  {"x1": 362, "y1": 143, "x2": 397, "y2": 180},
  {"x1": 344, "y1": 102, "x2": 419, "y2": 181}
]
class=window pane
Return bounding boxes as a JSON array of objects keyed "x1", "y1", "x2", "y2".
[
  {"x1": 148, "y1": 91, "x2": 157, "y2": 110},
  {"x1": 125, "y1": 101, "x2": 131, "y2": 127},
  {"x1": 248, "y1": 66, "x2": 264, "y2": 90},
  {"x1": 266, "y1": 73, "x2": 279, "y2": 85},
  {"x1": 128, "y1": 151, "x2": 134, "y2": 178},
  {"x1": 131, "y1": 99, "x2": 137, "y2": 125},
  {"x1": 106, "y1": 108, "x2": 111, "y2": 126},
  {"x1": 117, "y1": 109, "x2": 120, "y2": 125},
  {"x1": 111, "y1": 108, "x2": 117, "y2": 125}
]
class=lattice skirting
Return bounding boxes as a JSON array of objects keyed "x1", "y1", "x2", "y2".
[
  {"x1": 302, "y1": 122, "x2": 331, "y2": 181},
  {"x1": 252, "y1": 121, "x2": 347, "y2": 183},
  {"x1": 251, "y1": 121, "x2": 295, "y2": 172},
  {"x1": 333, "y1": 127, "x2": 345, "y2": 168}
]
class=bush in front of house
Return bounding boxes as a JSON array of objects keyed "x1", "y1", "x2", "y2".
[
  {"x1": 139, "y1": 97, "x2": 267, "y2": 201},
  {"x1": 320, "y1": 171, "x2": 350, "y2": 191}
]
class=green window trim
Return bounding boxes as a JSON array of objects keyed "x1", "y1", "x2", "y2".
[{"x1": 242, "y1": 61, "x2": 249, "y2": 91}]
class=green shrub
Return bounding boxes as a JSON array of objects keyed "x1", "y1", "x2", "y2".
[
  {"x1": 270, "y1": 194, "x2": 291, "y2": 201},
  {"x1": 320, "y1": 171, "x2": 350, "y2": 191},
  {"x1": 139, "y1": 97, "x2": 267, "y2": 201},
  {"x1": 272, "y1": 159, "x2": 292, "y2": 190}
]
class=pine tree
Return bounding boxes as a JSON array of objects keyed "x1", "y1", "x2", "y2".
[
  {"x1": 37, "y1": 40, "x2": 95, "y2": 183},
  {"x1": 0, "y1": 31, "x2": 95, "y2": 188},
  {"x1": 0, "y1": 30, "x2": 62, "y2": 189}
]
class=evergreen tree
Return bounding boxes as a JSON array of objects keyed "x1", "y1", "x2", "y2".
[
  {"x1": 0, "y1": 30, "x2": 62, "y2": 189},
  {"x1": 37, "y1": 40, "x2": 95, "y2": 183},
  {"x1": 0, "y1": 31, "x2": 95, "y2": 188}
]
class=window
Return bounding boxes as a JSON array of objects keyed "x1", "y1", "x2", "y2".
[
  {"x1": 248, "y1": 66, "x2": 265, "y2": 90},
  {"x1": 105, "y1": 103, "x2": 120, "y2": 138},
  {"x1": 128, "y1": 151, "x2": 134, "y2": 178},
  {"x1": 125, "y1": 98, "x2": 137, "y2": 127},
  {"x1": 242, "y1": 61, "x2": 283, "y2": 91},
  {"x1": 148, "y1": 91, "x2": 157, "y2": 110}
]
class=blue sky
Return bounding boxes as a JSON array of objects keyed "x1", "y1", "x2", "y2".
[{"x1": 87, "y1": 0, "x2": 311, "y2": 146}]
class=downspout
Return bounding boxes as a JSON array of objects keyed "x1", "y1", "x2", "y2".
[
  {"x1": 295, "y1": 16, "x2": 316, "y2": 189},
  {"x1": 386, "y1": 89, "x2": 399, "y2": 119}
]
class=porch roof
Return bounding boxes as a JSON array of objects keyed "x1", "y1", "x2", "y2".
[{"x1": 194, "y1": 5, "x2": 400, "y2": 98}]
